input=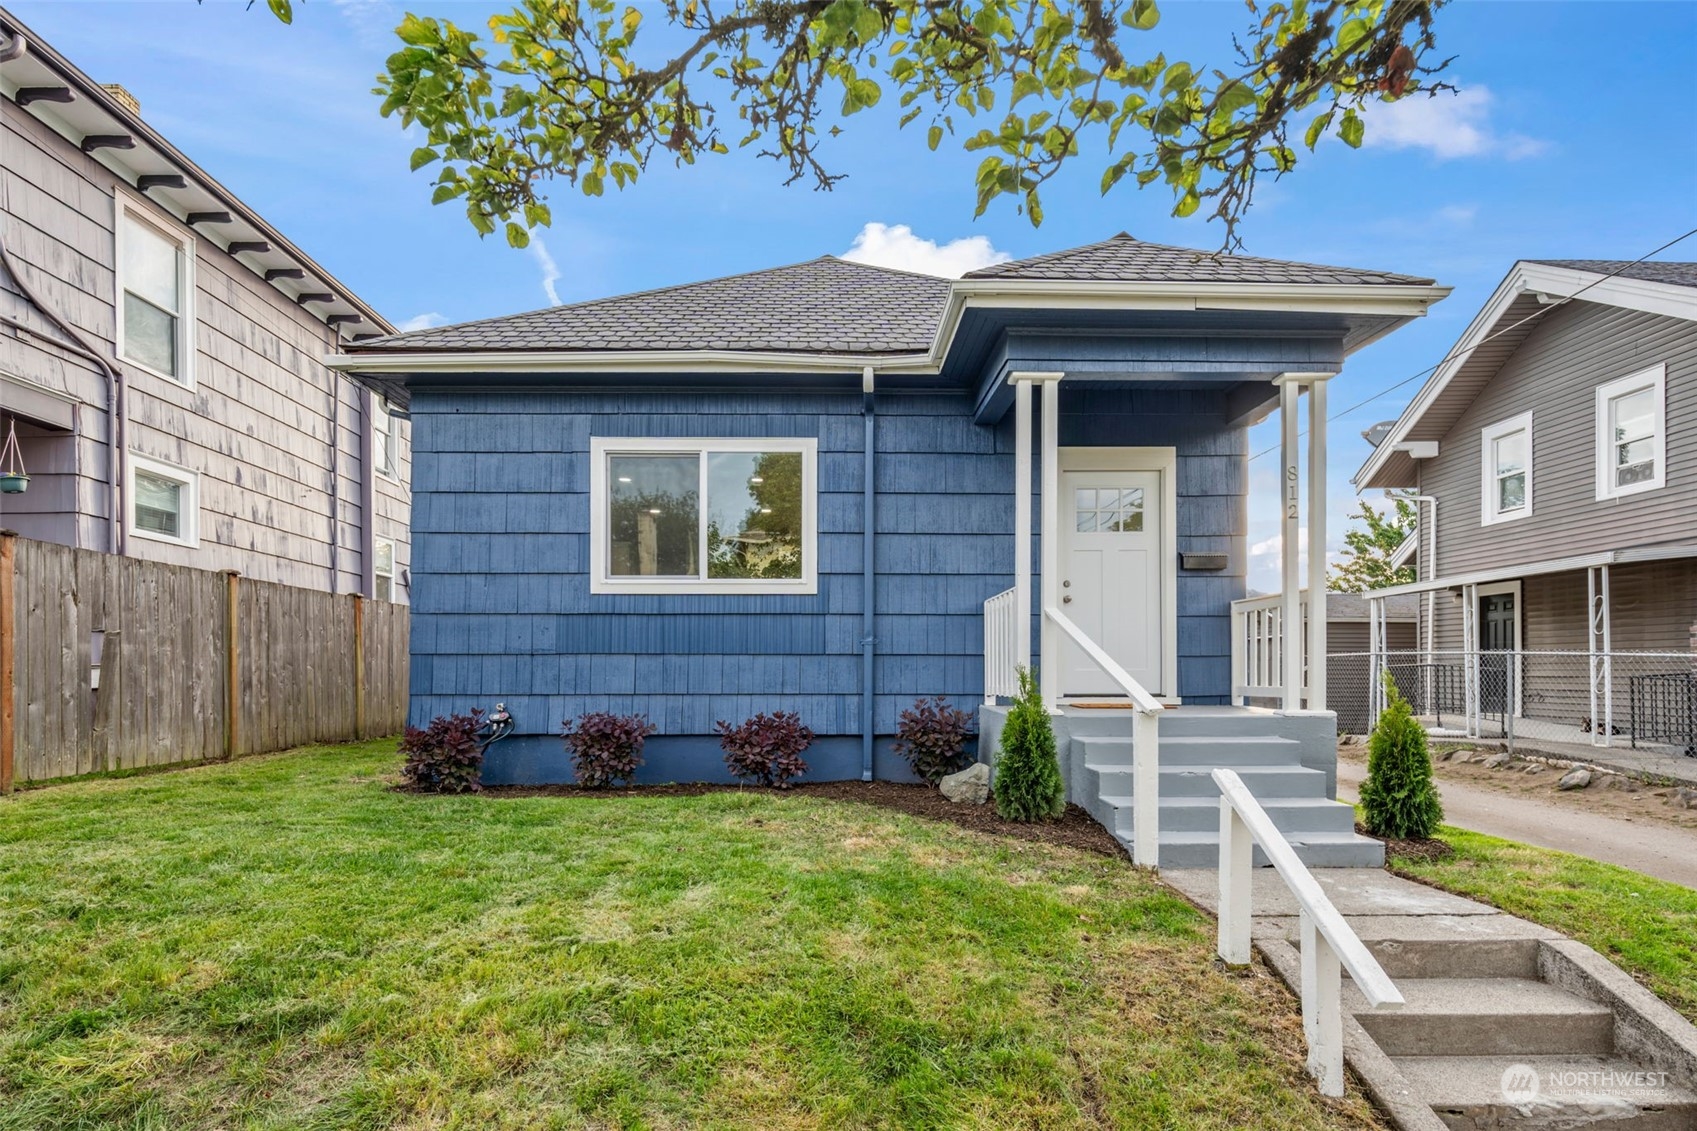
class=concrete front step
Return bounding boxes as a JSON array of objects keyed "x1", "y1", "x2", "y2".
[
  {"x1": 1115, "y1": 829, "x2": 1387, "y2": 869},
  {"x1": 1097, "y1": 794, "x2": 1358, "y2": 835},
  {"x1": 1350, "y1": 977, "x2": 1617, "y2": 1058},
  {"x1": 1392, "y1": 1055, "x2": 1697, "y2": 1131},
  {"x1": 1077, "y1": 733, "x2": 1306, "y2": 767}
]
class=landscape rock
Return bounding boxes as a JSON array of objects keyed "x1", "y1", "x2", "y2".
[
  {"x1": 1557, "y1": 768, "x2": 1592, "y2": 791},
  {"x1": 1669, "y1": 787, "x2": 1697, "y2": 810},
  {"x1": 1523, "y1": 763, "x2": 1545, "y2": 774},
  {"x1": 939, "y1": 762, "x2": 991, "y2": 805},
  {"x1": 1599, "y1": 774, "x2": 1640, "y2": 793},
  {"x1": 1482, "y1": 752, "x2": 1514, "y2": 770}
]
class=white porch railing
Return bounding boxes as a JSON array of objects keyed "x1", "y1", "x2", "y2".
[
  {"x1": 982, "y1": 587, "x2": 1019, "y2": 704},
  {"x1": 1231, "y1": 591, "x2": 1311, "y2": 706},
  {"x1": 1046, "y1": 605, "x2": 1164, "y2": 866},
  {"x1": 1213, "y1": 768, "x2": 1403, "y2": 1097}
]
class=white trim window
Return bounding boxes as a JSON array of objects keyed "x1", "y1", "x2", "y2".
[
  {"x1": 1595, "y1": 364, "x2": 1667, "y2": 500},
  {"x1": 115, "y1": 200, "x2": 194, "y2": 385},
  {"x1": 372, "y1": 396, "x2": 397, "y2": 480},
  {"x1": 128, "y1": 453, "x2": 199, "y2": 547},
  {"x1": 374, "y1": 538, "x2": 396, "y2": 602},
  {"x1": 589, "y1": 437, "x2": 818, "y2": 595},
  {"x1": 1479, "y1": 411, "x2": 1532, "y2": 525}
]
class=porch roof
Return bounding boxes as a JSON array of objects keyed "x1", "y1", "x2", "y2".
[{"x1": 1362, "y1": 540, "x2": 1697, "y2": 599}]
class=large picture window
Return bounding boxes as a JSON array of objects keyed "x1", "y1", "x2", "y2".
[
  {"x1": 116, "y1": 202, "x2": 194, "y2": 384},
  {"x1": 1595, "y1": 364, "x2": 1667, "y2": 500},
  {"x1": 1479, "y1": 412, "x2": 1532, "y2": 526},
  {"x1": 590, "y1": 437, "x2": 817, "y2": 594}
]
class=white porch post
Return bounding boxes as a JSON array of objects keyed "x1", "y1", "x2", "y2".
[
  {"x1": 1012, "y1": 378, "x2": 1034, "y2": 676},
  {"x1": 1039, "y1": 374, "x2": 1062, "y2": 711},
  {"x1": 1306, "y1": 377, "x2": 1330, "y2": 712},
  {"x1": 1278, "y1": 377, "x2": 1303, "y2": 711}
]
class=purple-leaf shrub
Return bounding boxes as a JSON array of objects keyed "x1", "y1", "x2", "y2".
[
  {"x1": 399, "y1": 709, "x2": 485, "y2": 793},
  {"x1": 716, "y1": 711, "x2": 815, "y2": 788},
  {"x1": 563, "y1": 711, "x2": 657, "y2": 788},
  {"x1": 893, "y1": 696, "x2": 976, "y2": 784}
]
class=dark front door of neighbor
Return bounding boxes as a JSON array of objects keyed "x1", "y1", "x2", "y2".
[{"x1": 1479, "y1": 592, "x2": 1516, "y2": 715}]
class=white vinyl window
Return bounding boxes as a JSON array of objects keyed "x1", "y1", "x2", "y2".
[
  {"x1": 1479, "y1": 412, "x2": 1532, "y2": 525},
  {"x1": 128, "y1": 453, "x2": 199, "y2": 547},
  {"x1": 372, "y1": 396, "x2": 397, "y2": 480},
  {"x1": 1595, "y1": 364, "x2": 1667, "y2": 500},
  {"x1": 374, "y1": 539, "x2": 395, "y2": 602},
  {"x1": 589, "y1": 437, "x2": 818, "y2": 595},
  {"x1": 116, "y1": 203, "x2": 194, "y2": 385}
]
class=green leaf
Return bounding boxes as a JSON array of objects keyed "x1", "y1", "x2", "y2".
[
  {"x1": 505, "y1": 222, "x2": 530, "y2": 248},
  {"x1": 927, "y1": 124, "x2": 944, "y2": 151},
  {"x1": 266, "y1": 0, "x2": 293, "y2": 24},
  {"x1": 430, "y1": 183, "x2": 459, "y2": 205},
  {"x1": 1213, "y1": 80, "x2": 1256, "y2": 117},
  {"x1": 409, "y1": 147, "x2": 438, "y2": 172},
  {"x1": 1336, "y1": 17, "x2": 1370, "y2": 54},
  {"x1": 621, "y1": 6, "x2": 642, "y2": 38},
  {"x1": 1304, "y1": 111, "x2": 1332, "y2": 150},
  {"x1": 1174, "y1": 189, "x2": 1200, "y2": 218},
  {"x1": 396, "y1": 14, "x2": 438, "y2": 47},
  {"x1": 582, "y1": 169, "x2": 605, "y2": 196},
  {"x1": 1339, "y1": 108, "x2": 1364, "y2": 148},
  {"x1": 1124, "y1": 0, "x2": 1160, "y2": 31}
]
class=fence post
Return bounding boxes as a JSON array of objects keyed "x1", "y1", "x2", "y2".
[
  {"x1": 1301, "y1": 909, "x2": 1345, "y2": 1096},
  {"x1": 352, "y1": 593, "x2": 366, "y2": 740},
  {"x1": 1217, "y1": 800, "x2": 1253, "y2": 964},
  {"x1": 224, "y1": 570, "x2": 240, "y2": 760},
  {"x1": 0, "y1": 530, "x2": 15, "y2": 794}
]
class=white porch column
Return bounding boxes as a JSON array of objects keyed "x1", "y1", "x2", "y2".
[
  {"x1": 1306, "y1": 376, "x2": 1331, "y2": 712},
  {"x1": 1039, "y1": 374, "x2": 1062, "y2": 711},
  {"x1": 1278, "y1": 377, "x2": 1303, "y2": 710},
  {"x1": 1012, "y1": 378, "x2": 1034, "y2": 675}
]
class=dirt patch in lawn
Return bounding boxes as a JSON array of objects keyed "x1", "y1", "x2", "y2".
[
  {"x1": 483, "y1": 779, "x2": 1129, "y2": 859},
  {"x1": 1352, "y1": 821, "x2": 1455, "y2": 864}
]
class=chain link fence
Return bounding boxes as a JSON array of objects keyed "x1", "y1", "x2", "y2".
[{"x1": 1329, "y1": 650, "x2": 1697, "y2": 759}]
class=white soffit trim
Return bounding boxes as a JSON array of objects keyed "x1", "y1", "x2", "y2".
[{"x1": 1355, "y1": 260, "x2": 1697, "y2": 489}]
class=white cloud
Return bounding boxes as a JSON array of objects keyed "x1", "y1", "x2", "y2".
[
  {"x1": 329, "y1": 0, "x2": 401, "y2": 51},
  {"x1": 1359, "y1": 87, "x2": 1548, "y2": 161},
  {"x1": 397, "y1": 312, "x2": 446, "y2": 332},
  {"x1": 529, "y1": 235, "x2": 563, "y2": 306},
  {"x1": 841, "y1": 222, "x2": 1010, "y2": 278},
  {"x1": 1435, "y1": 203, "x2": 1478, "y2": 225}
]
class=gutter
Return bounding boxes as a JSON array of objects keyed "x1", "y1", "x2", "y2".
[{"x1": 861, "y1": 366, "x2": 877, "y2": 782}]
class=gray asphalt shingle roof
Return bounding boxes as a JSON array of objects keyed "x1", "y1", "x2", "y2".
[
  {"x1": 963, "y1": 233, "x2": 1435, "y2": 286},
  {"x1": 353, "y1": 256, "x2": 953, "y2": 355},
  {"x1": 1527, "y1": 260, "x2": 1697, "y2": 289}
]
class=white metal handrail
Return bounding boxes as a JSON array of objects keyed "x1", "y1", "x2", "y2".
[
  {"x1": 1230, "y1": 592, "x2": 1310, "y2": 705},
  {"x1": 1213, "y1": 768, "x2": 1403, "y2": 1097},
  {"x1": 1045, "y1": 605, "x2": 1163, "y2": 865},
  {"x1": 982, "y1": 587, "x2": 1018, "y2": 703}
]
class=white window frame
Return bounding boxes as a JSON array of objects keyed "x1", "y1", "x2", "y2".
[
  {"x1": 1595, "y1": 364, "x2": 1667, "y2": 501},
  {"x1": 1479, "y1": 411, "x2": 1532, "y2": 526},
  {"x1": 589, "y1": 436, "x2": 818, "y2": 595},
  {"x1": 127, "y1": 452, "x2": 200, "y2": 548},
  {"x1": 373, "y1": 537, "x2": 396, "y2": 602},
  {"x1": 372, "y1": 396, "x2": 398, "y2": 481},
  {"x1": 113, "y1": 193, "x2": 196, "y2": 388}
]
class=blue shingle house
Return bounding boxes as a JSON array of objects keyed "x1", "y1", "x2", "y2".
[{"x1": 333, "y1": 235, "x2": 1448, "y2": 866}]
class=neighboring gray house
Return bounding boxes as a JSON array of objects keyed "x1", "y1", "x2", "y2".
[
  {"x1": 1354, "y1": 259, "x2": 1697, "y2": 749},
  {"x1": 0, "y1": 8, "x2": 409, "y2": 599}
]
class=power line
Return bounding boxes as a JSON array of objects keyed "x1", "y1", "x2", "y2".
[{"x1": 1246, "y1": 225, "x2": 1697, "y2": 464}]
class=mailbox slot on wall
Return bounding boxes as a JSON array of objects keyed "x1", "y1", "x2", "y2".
[{"x1": 1180, "y1": 552, "x2": 1229, "y2": 571}]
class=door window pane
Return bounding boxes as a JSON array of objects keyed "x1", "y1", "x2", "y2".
[
  {"x1": 134, "y1": 471, "x2": 181, "y2": 537},
  {"x1": 123, "y1": 293, "x2": 178, "y2": 377},
  {"x1": 706, "y1": 450, "x2": 803, "y2": 580},
  {"x1": 1075, "y1": 484, "x2": 1143, "y2": 532},
  {"x1": 607, "y1": 455, "x2": 698, "y2": 577}
]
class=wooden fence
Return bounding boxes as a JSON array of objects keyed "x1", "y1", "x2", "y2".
[{"x1": 0, "y1": 532, "x2": 408, "y2": 788}]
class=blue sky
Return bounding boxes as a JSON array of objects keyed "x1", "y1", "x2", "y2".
[{"x1": 16, "y1": 0, "x2": 1697, "y2": 588}]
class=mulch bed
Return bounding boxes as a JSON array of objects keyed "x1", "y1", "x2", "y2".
[
  {"x1": 1355, "y1": 820, "x2": 1455, "y2": 864},
  {"x1": 483, "y1": 779, "x2": 1129, "y2": 859}
]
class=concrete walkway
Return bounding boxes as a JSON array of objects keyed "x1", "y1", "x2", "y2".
[
  {"x1": 1164, "y1": 867, "x2": 1697, "y2": 1129},
  {"x1": 1335, "y1": 758, "x2": 1697, "y2": 890}
]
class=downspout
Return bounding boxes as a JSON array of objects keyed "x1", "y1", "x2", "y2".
[
  {"x1": 323, "y1": 325, "x2": 341, "y2": 594},
  {"x1": 861, "y1": 365, "x2": 877, "y2": 782},
  {"x1": 358, "y1": 387, "x2": 377, "y2": 597}
]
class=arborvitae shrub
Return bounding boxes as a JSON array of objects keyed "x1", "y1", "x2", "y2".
[
  {"x1": 716, "y1": 711, "x2": 815, "y2": 788},
  {"x1": 564, "y1": 712, "x2": 657, "y2": 788},
  {"x1": 399, "y1": 709, "x2": 485, "y2": 793},
  {"x1": 894, "y1": 696, "x2": 976, "y2": 784},
  {"x1": 1360, "y1": 672, "x2": 1445, "y2": 839},
  {"x1": 992, "y1": 668, "x2": 1065, "y2": 822}
]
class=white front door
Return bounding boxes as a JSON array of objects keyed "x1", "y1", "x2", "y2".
[{"x1": 1058, "y1": 469, "x2": 1164, "y2": 697}]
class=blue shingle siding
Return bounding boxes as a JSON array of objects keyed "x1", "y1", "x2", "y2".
[{"x1": 407, "y1": 381, "x2": 1246, "y2": 778}]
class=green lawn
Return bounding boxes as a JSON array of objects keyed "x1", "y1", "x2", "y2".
[
  {"x1": 1386, "y1": 826, "x2": 1697, "y2": 1021},
  {"x1": 0, "y1": 741, "x2": 1382, "y2": 1130}
]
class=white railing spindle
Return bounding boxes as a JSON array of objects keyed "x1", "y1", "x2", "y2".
[{"x1": 982, "y1": 587, "x2": 1018, "y2": 703}]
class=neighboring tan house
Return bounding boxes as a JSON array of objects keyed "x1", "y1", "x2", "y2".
[
  {"x1": 334, "y1": 234, "x2": 1451, "y2": 866},
  {"x1": 1353, "y1": 259, "x2": 1697, "y2": 752},
  {"x1": 0, "y1": 7, "x2": 409, "y2": 601}
]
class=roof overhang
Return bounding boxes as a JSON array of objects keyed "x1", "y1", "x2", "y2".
[
  {"x1": 1362, "y1": 541, "x2": 1697, "y2": 599},
  {"x1": 0, "y1": 8, "x2": 392, "y2": 339},
  {"x1": 1355, "y1": 260, "x2": 1697, "y2": 490}
]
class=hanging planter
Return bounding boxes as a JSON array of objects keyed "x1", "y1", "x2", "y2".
[{"x1": 0, "y1": 419, "x2": 25, "y2": 494}]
